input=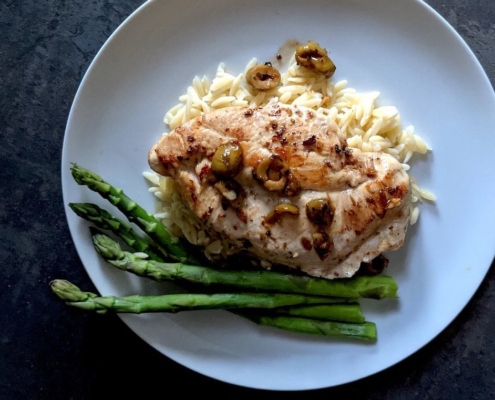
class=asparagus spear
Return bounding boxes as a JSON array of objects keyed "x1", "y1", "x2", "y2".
[
  {"x1": 50, "y1": 280, "x2": 373, "y2": 339},
  {"x1": 70, "y1": 164, "x2": 194, "y2": 263},
  {"x1": 92, "y1": 230, "x2": 398, "y2": 299},
  {"x1": 81, "y1": 223, "x2": 365, "y2": 320},
  {"x1": 50, "y1": 280, "x2": 347, "y2": 314},
  {"x1": 69, "y1": 203, "x2": 165, "y2": 262},
  {"x1": 78, "y1": 226, "x2": 365, "y2": 322},
  {"x1": 235, "y1": 311, "x2": 377, "y2": 341},
  {"x1": 269, "y1": 304, "x2": 365, "y2": 324}
]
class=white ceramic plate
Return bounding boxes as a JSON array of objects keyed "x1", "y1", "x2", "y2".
[{"x1": 62, "y1": 0, "x2": 495, "y2": 390}]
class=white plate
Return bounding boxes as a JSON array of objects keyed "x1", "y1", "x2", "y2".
[{"x1": 62, "y1": 0, "x2": 495, "y2": 390}]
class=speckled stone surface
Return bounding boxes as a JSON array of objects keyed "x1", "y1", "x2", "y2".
[{"x1": 1, "y1": 1, "x2": 494, "y2": 398}]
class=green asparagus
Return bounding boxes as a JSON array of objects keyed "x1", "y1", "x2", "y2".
[
  {"x1": 50, "y1": 280, "x2": 348, "y2": 314},
  {"x1": 69, "y1": 203, "x2": 165, "y2": 262},
  {"x1": 51, "y1": 280, "x2": 373, "y2": 339},
  {"x1": 70, "y1": 164, "x2": 195, "y2": 263},
  {"x1": 269, "y1": 304, "x2": 365, "y2": 323},
  {"x1": 65, "y1": 165, "x2": 399, "y2": 341},
  {"x1": 235, "y1": 311, "x2": 377, "y2": 341},
  {"x1": 92, "y1": 230, "x2": 398, "y2": 299}
]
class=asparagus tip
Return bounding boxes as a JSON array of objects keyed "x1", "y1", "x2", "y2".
[
  {"x1": 90, "y1": 229, "x2": 124, "y2": 260},
  {"x1": 68, "y1": 202, "x2": 88, "y2": 216},
  {"x1": 50, "y1": 280, "x2": 87, "y2": 302}
]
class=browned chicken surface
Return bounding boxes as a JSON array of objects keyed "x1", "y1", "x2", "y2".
[{"x1": 148, "y1": 104, "x2": 411, "y2": 279}]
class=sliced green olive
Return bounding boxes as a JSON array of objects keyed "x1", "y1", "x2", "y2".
[
  {"x1": 211, "y1": 142, "x2": 243, "y2": 177},
  {"x1": 255, "y1": 155, "x2": 286, "y2": 182},
  {"x1": 305, "y1": 198, "x2": 334, "y2": 225},
  {"x1": 283, "y1": 172, "x2": 301, "y2": 197},
  {"x1": 246, "y1": 63, "x2": 281, "y2": 91},
  {"x1": 295, "y1": 41, "x2": 336, "y2": 78},
  {"x1": 255, "y1": 157, "x2": 300, "y2": 196},
  {"x1": 312, "y1": 231, "x2": 333, "y2": 260},
  {"x1": 265, "y1": 203, "x2": 300, "y2": 224},
  {"x1": 255, "y1": 157, "x2": 273, "y2": 182},
  {"x1": 264, "y1": 178, "x2": 286, "y2": 191},
  {"x1": 254, "y1": 154, "x2": 288, "y2": 192}
]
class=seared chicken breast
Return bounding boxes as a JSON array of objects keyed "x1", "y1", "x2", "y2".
[{"x1": 149, "y1": 104, "x2": 410, "y2": 279}]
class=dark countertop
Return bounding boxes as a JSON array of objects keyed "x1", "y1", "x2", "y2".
[{"x1": 1, "y1": 1, "x2": 494, "y2": 398}]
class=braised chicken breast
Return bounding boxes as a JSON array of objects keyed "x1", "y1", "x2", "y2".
[{"x1": 148, "y1": 104, "x2": 411, "y2": 279}]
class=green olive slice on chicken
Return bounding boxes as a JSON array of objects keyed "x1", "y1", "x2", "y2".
[
  {"x1": 265, "y1": 203, "x2": 300, "y2": 224},
  {"x1": 305, "y1": 198, "x2": 334, "y2": 225},
  {"x1": 312, "y1": 231, "x2": 334, "y2": 260},
  {"x1": 295, "y1": 41, "x2": 336, "y2": 78},
  {"x1": 283, "y1": 172, "x2": 301, "y2": 197},
  {"x1": 254, "y1": 154, "x2": 288, "y2": 192},
  {"x1": 246, "y1": 63, "x2": 281, "y2": 91},
  {"x1": 211, "y1": 142, "x2": 243, "y2": 177}
]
